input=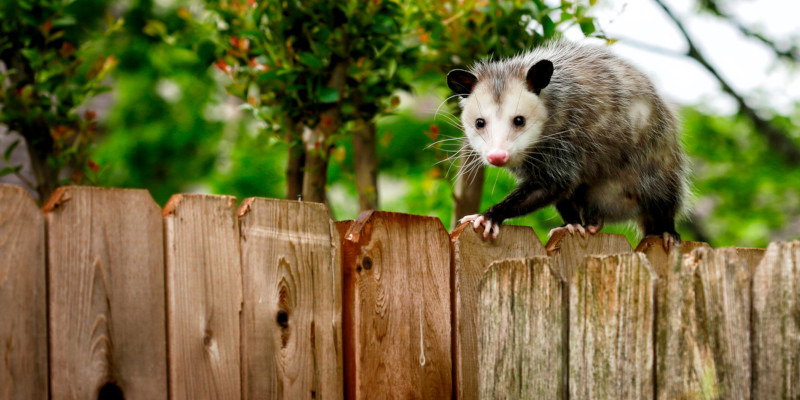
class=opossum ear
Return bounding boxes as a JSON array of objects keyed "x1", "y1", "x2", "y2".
[
  {"x1": 447, "y1": 69, "x2": 478, "y2": 96},
  {"x1": 526, "y1": 60, "x2": 553, "y2": 95}
]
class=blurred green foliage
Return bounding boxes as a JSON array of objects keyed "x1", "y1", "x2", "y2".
[
  {"x1": 0, "y1": 0, "x2": 116, "y2": 197},
  {"x1": 92, "y1": 0, "x2": 227, "y2": 204},
  {"x1": 1, "y1": 0, "x2": 798, "y2": 247}
]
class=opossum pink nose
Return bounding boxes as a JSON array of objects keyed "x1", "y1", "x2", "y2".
[{"x1": 487, "y1": 151, "x2": 509, "y2": 166}]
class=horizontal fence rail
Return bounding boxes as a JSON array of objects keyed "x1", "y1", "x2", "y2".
[{"x1": 1, "y1": 184, "x2": 798, "y2": 399}]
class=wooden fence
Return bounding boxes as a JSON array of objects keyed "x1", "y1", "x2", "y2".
[{"x1": 1, "y1": 183, "x2": 798, "y2": 399}]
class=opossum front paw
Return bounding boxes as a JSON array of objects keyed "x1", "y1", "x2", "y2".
[
  {"x1": 643, "y1": 232, "x2": 682, "y2": 252},
  {"x1": 460, "y1": 214, "x2": 500, "y2": 240},
  {"x1": 548, "y1": 223, "x2": 588, "y2": 238}
]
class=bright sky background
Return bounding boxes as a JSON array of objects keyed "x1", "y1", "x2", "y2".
[{"x1": 563, "y1": 0, "x2": 800, "y2": 115}]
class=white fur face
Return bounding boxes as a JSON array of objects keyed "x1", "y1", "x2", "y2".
[{"x1": 460, "y1": 79, "x2": 548, "y2": 167}]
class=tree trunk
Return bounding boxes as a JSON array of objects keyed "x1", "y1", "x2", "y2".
[
  {"x1": 298, "y1": 61, "x2": 348, "y2": 205},
  {"x1": 5, "y1": 49, "x2": 59, "y2": 203},
  {"x1": 451, "y1": 152, "x2": 485, "y2": 229},
  {"x1": 354, "y1": 120, "x2": 378, "y2": 211},
  {"x1": 285, "y1": 128, "x2": 305, "y2": 200},
  {"x1": 301, "y1": 124, "x2": 329, "y2": 204},
  {"x1": 24, "y1": 136, "x2": 59, "y2": 202}
]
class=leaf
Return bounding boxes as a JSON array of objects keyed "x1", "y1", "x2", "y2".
[
  {"x1": 0, "y1": 165, "x2": 22, "y2": 177},
  {"x1": 319, "y1": 87, "x2": 339, "y2": 103},
  {"x1": 298, "y1": 52, "x2": 324, "y2": 69},
  {"x1": 3, "y1": 139, "x2": 20, "y2": 162},
  {"x1": 51, "y1": 15, "x2": 77, "y2": 28},
  {"x1": 579, "y1": 19, "x2": 596, "y2": 36},
  {"x1": 541, "y1": 15, "x2": 555, "y2": 38},
  {"x1": 143, "y1": 20, "x2": 168, "y2": 37}
]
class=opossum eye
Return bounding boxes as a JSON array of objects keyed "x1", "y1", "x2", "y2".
[
  {"x1": 475, "y1": 118, "x2": 486, "y2": 129},
  {"x1": 513, "y1": 116, "x2": 525, "y2": 127}
]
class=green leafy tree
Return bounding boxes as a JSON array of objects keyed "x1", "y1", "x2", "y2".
[
  {"x1": 213, "y1": 0, "x2": 419, "y2": 206},
  {"x1": 0, "y1": 0, "x2": 115, "y2": 201}
]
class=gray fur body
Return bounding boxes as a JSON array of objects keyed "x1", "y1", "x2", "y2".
[{"x1": 449, "y1": 41, "x2": 687, "y2": 241}]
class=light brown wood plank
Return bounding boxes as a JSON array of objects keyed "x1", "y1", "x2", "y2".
[
  {"x1": 44, "y1": 187, "x2": 167, "y2": 399},
  {"x1": 450, "y1": 222, "x2": 546, "y2": 400},
  {"x1": 238, "y1": 198, "x2": 342, "y2": 400},
  {"x1": 164, "y1": 194, "x2": 242, "y2": 400},
  {"x1": 478, "y1": 257, "x2": 565, "y2": 399},
  {"x1": 569, "y1": 253, "x2": 655, "y2": 400},
  {"x1": 655, "y1": 247, "x2": 751, "y2": 400},
  {"x1": 546, "y1": 231, "x2": 631, "y2": 281},
  {"x1": 0, "y1": 184, "x2": 47, "y2": 400},
  {"x1": 752, "y1": 241, "x2": 800, "y2": 399},
  {"x1": 342, "y1": 211, "x2": 451, "y2": 399}
]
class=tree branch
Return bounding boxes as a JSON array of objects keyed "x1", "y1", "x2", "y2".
[
  {"x1": 699, "y1": 0, "x2": 800, "y2": 62},
  {"x1": 652, "y1": 0, "x2": 800, "y2": 166}
]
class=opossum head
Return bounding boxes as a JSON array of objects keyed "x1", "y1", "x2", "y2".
[{"x1": 447, "y1": 59, "x2": 553, "y2": 168}]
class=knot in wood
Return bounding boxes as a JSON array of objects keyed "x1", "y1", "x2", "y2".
[
  {"x1": 277, "y1": 310, "x2": 289, "y2": 329},
  {"x1": 362, "y1": 257, "x2": 373, "y2": 271}
]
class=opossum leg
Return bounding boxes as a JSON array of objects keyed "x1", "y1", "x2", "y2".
[
  {"x1": 640, "y1": 198, "x2": 681, "y2": 251},
  {"x1": 555, "y1": 199, "x2": 582, "y2": 225},
  {"x1": 478, "y1": 182, "x2": 565, "y2": 241}
]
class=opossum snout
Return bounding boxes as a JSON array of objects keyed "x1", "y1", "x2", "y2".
[{"x1": 487, "y1": 150, "x2": 510, "y2": 166}]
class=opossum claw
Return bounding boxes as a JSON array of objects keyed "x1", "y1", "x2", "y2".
[
  {"x1": 459, "y1": 214, "x2": 480, "y2": 224},
  {"x1": 482, "y1": 219, "x2": 493, "y2": 239},
  {"x1": 549, "y1": 223, "x2": 590, "y2": 238},
  {"x1": 472, "y1": 215, "x2": 485, "y2": 230},
  {"x1": 662, "y1": 232, "x2": 682, "y2": 252},
  {"x1": 491, "y1": 223, "x2": 500, "y2": 239}
]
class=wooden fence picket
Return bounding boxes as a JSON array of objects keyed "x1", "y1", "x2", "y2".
[
  {"x1": 634, "y1": 236, "x2": 709, "y2": 278},
  {"x1": 450, "y1": 223, "x2": 546, "y2": 400},
  {"x1": 44, "y1": 187, "x2": 167, "y2": 399},
  {"x1": 569, "y1": 253, "x2": 656, "y2": 400},
  {"x1": 752, "y1": 241, "x2": 800, "y2": 399},
  {"x1": 238, "y1": 198, "x2": 343, "y2": 400},
  {"x1": 656, "y1": 247, "x2": 752, "y2": 399},
  {"x1": 478, "y1": 257, "x2": 565, "y2": 399},
  {"x1": 0, "y1": 185, "x2": 47, "y2": 400},
  {"x1": 341, "y1": 211, "x2": 452, "y2": 399},
  {"x1": 164, "y1": 194, "x2": 242, "y2": 400},
  {"x1": 546, "y1": 231, "x2": 632, "y2": 281}
]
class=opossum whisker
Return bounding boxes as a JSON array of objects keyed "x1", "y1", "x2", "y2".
[{"x1": 427, "y1": 136, "x2": 466, "y2": 150}]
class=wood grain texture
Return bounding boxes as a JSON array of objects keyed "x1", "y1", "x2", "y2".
[
  {"x1": 727, "y1": 247, "x2": 766, "y2": 275},
  {"x1": 164, "y1": 194, "x2": 242, "y2": 400},
  {"x1": 478, "y1": 257, "x2": 565, "y2": 400},
  {"x1": 546, "y1": 231, "x2": 632, "y2": 281},
  {"x1": 44, "y1": 186, "x2": 167, "y2": 399},
  {"x1": 238, "y1": 198, "x2": 342, "y2": 400},
  {"x1": 569, "y1": 253, "x2": 655, "y2": 400},
  {"x1": 342, "y1": 211, "x2": 452, "y2": 399},
  {"x1": 752, "y1": 241, "x2": 800, "y2": 399},
  {"x1": 655, "y1": 247, "x2": 751, "y2": 400},
  {"x1": 634, "y1": 236, "x2": 710, "y2": 278},
  {"x1": 0, "y1": 184, "x2": 47, "y2": 400},
  {"x1": 450, "y1": 222, "x2": 546, "y2": 400}
]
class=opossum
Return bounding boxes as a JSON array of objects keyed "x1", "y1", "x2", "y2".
[{"x1": 447, "y1": 41, "x2": 687, "y2": 247}]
